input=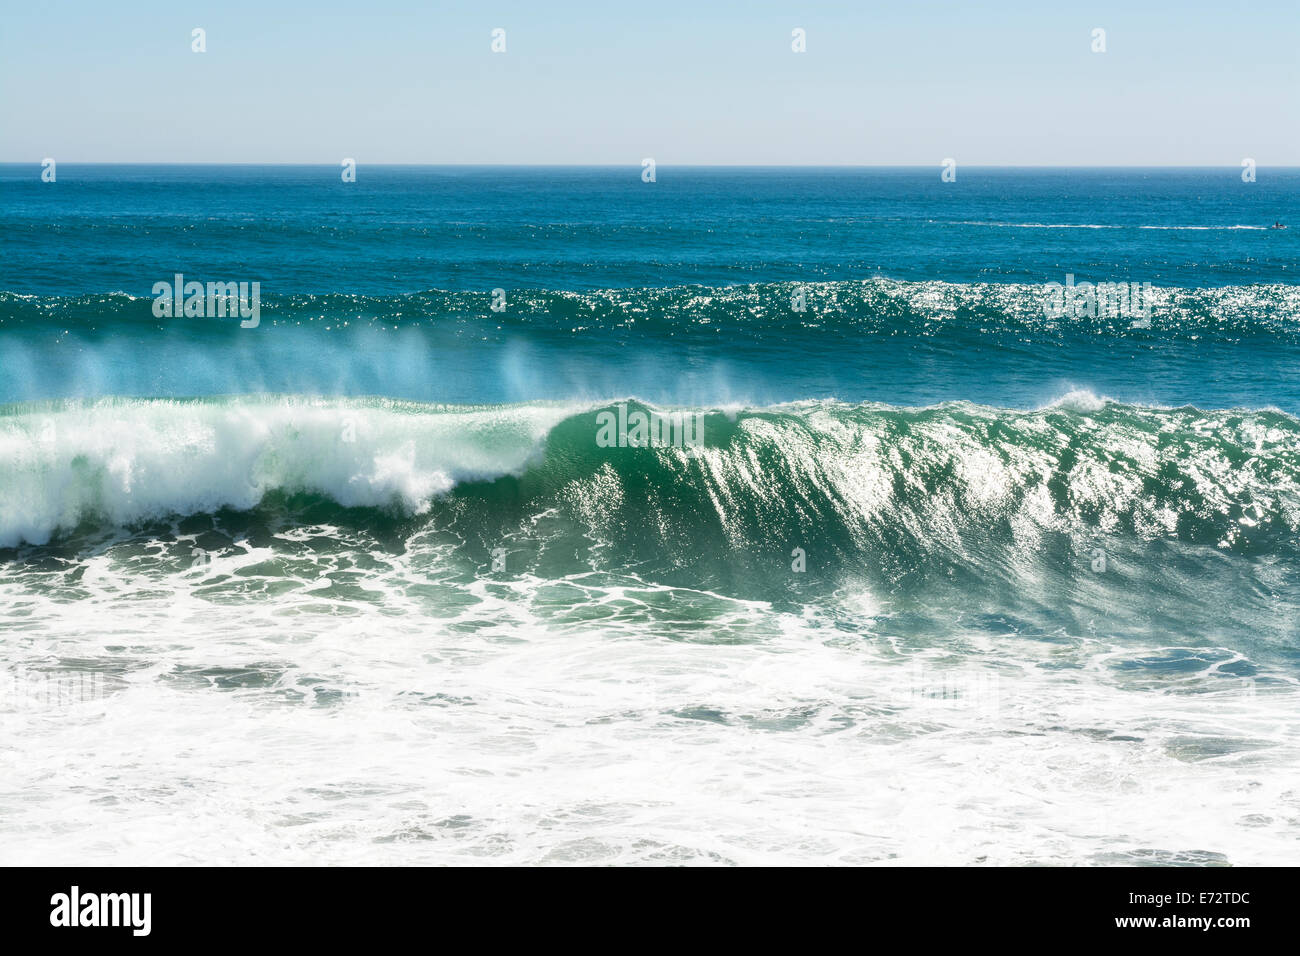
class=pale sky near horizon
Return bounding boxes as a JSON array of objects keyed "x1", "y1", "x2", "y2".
[{"x1": 2, "y1": 0, "x2": 1297, "y2": 166}]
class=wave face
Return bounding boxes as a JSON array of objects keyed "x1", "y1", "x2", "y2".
[
  {"x1": 6, "y1": 394, "x2": 1300, "y2": 633},
  {"x1": 5, "y1": 394, "x2": 1299, "y2": 549}
]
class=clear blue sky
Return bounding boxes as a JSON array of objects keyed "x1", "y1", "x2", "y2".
[{"x1": 2, "y1": 0, "x2": 1296, "y2": 165}]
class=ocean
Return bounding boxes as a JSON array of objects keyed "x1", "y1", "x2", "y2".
[{"x1": 1, "y1": 164, "x2": 1298, "y2": 865}]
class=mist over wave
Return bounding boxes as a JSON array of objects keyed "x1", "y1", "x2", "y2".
[{"x1": 4, "y1": 279, "x2": 1300, "y2": 411}]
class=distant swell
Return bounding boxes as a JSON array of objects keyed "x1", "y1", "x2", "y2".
[{"x1": 3, "y1": 279, "x2": 1299, "y2": 339}]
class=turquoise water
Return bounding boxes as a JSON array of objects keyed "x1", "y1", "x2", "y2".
[{"x1": 1, "y1": 166, "x2": 1298, "y2": 864}]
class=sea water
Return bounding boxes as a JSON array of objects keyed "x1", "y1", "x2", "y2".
[{"x1": 1, "y1": 165, "x2": 1297, "y2": 864}]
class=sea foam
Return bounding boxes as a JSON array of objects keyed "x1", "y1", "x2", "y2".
[{"x1": 0, "y1": 397, "x2": 580, "y2": 547}]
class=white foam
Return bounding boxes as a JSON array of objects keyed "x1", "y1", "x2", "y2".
[
  {"x1": 0, "y1": 397, "x2": 583, "y2": 547},
  {"x1": 1, "y1": 572, "x2": 1295, "y2": 866}
]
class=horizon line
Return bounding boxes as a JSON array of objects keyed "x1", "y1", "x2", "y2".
[{"x1": 4, "y1": 161, "x2": 1299, "y2": 170}]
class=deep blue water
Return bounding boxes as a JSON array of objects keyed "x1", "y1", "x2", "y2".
[{"x1": 3, "y1": 164, "x2": 1297, "y2": 292}]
